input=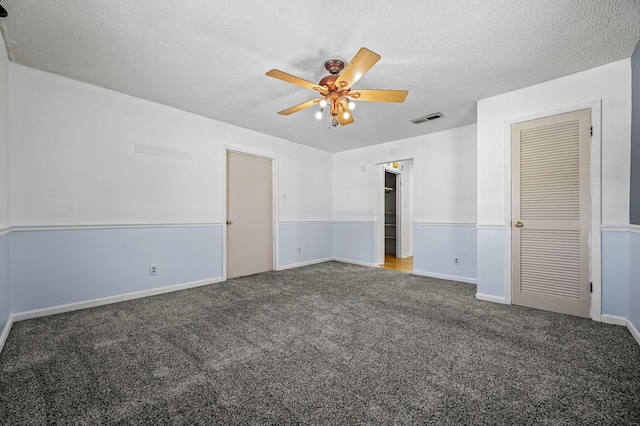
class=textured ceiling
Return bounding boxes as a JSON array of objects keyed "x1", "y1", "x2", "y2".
[{"x1": 1, "y1": 1, "x2": 639, "y2": 152}]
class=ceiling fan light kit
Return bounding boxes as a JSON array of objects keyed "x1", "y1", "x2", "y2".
[{"x1": 266, "y1": 47, "x2": 408, "y2": 127}]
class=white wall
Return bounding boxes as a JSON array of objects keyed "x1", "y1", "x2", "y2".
[
  {"x1": 476, "y1": 59, "x2": 632, "y2": 306},
  {"x1": 629, "y1": 41, "x2": 640, "y2": 338},
  {"x1": 5, "y1": 64, "x2": 334, "y2": 317},
  {"x1": 0, "y1": 38, "x2": 9, "y2": 229},
  {"x1": 477, "y1": 59, "x2": 631, "y2": 226},
  {"x1": 9, "y1": 65, "x2": 333, "y2": 226},
  {"x1": 333, "y1": 124, "x2": 477, "y2": 278},
  {"x1": 334, "y1": 124, "x2": 477, "y2": 224},
  {"x1": 630, "y1": 41, "x2": 640, "y2": 224},
  {"x1": 398, "y1": 160, "x2": 413, "y2": 257},
  {"x1": 0, "y1": 37, "x2": 11, "y2": 346}
]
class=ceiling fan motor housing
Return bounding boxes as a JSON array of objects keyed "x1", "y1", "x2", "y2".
[
  {"x1": 319, "y1": 74, "x2": 339, "y2": 88},
  {"x1": 324, "y1": 59, "x2": 345, "y2": 74}
]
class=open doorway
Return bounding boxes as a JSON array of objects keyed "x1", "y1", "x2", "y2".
[
  {"x1": 377, "y1": 160, "x2": 414, "y2": 273},
  {"x1": 384, "y1": 169, "x2": 400, "y2": 256}
]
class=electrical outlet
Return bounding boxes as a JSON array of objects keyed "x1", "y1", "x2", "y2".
[
  {"x1": 454, "y1": 258, "x2": 459, "y2": 265},
  {"x1": 149, "y1": 265, "x2": 158, "y2": 275},
  {"x1": 297, "y1": 246, "x2": 302, "y2": 254}
]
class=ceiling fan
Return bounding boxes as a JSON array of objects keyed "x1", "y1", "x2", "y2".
[{"x1": 266, "y1": 47, "x2": 408, "y2": 127}]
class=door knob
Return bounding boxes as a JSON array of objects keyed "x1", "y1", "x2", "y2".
[
  {"x1": 515, "y1": 221, "x2": 523, "y2": 228},
  {"x1": 226, "y1": 220, "x2": 232, "y2": 225}
]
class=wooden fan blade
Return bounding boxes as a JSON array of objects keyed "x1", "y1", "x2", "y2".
[
  {"x1": 350, "y1": 89, "x2": 408, "y2": 103},
  {"x1": 278, "y1": 98, "x2": 324, "y2": 115},
  {"x1": 337, "y1": 102, "x2": 355, "y2": 126},
  {"x1": 266, "y1": 69, "x2": 322, "y2": 92},
  {"x1": 335, "y1": 48, "x2": 381, "y2": 90}
]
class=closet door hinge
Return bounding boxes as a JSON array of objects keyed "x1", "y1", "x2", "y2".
[
  {"x1": 590, "y1": 282, "x2": 593, "y2": 293},
  {"x1": 590, "y1": 126, "x2": 593, "y2": 137}
]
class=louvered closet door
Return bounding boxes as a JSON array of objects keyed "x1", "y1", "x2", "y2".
[{"x1": 512, "y1": 109, "x2": 590, "y2": 317}]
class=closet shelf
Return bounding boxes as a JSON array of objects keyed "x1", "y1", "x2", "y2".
[
  {"x1": 385, "y1": 236, "x2": 397, "y2": 240},
  {"x1": 384, "y1": 187, "x2": 394, "y2": 192}
]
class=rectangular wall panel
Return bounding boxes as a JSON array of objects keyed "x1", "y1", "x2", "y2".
[
  {"x1": 476, "y1": 228, "x2": 506, "y2": 299},
  {"x1": 11, "y1": 226, "x2": 223, "y2": 312},
  {"x1": 413, "y1": 224, "x2": 477, "y2": 283},
  {"x1": 601, "y1": 231, "x2": 630, "y2": 318},
  {"x1": 0, "y1": 233, "x2": 10, "y2": 336},
  {"x1": 279, "y1": 222, "x2": 333, "y2": 267},
  {"x1": 333, "y1": 222, "x2": 376, "y2": 266},
  {"x1": 627, "y1": 231, "x2": 640, "y2": 331}
]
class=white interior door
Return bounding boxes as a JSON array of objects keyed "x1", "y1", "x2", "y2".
[
  {"x1": 511, "y1": 109, "x2": 591, "y2": 317},
  {"x1": 226, "y1": 151, "x2": 273, "y2": 279}
]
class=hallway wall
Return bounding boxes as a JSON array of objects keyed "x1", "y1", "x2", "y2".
[{"x1": 333, "y1": 124, "x2": 477, "y2": 281}]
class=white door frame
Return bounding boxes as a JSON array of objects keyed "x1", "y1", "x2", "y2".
[
  {"x1": 383, "y1": 168, "x2": 402, "y2": 258},
  {"x1": 503, "y1": 100, "x2": 602, "y2": 320},
  {"x1": 222, "y1": 145, "x2": 279, "y2": 281},
  {"x1": 375, "y1": 159, "x2": 414, "y2": 264}
]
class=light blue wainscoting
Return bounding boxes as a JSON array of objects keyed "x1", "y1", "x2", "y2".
[
  {"x1": 476, "y1": 227, "x2": 506, "y2": 302},
  {"x1": 0, "y1": 232, "x2": 10, "y2": 337},
  {"x1": 601, "y1": 230, "x2": 629, "y2": 318},
  {"x1": 628, "y1": 230, "x2": 640, "y2": 333},
  {"x1": 333, "y1": 222, "x2": 377, "y2": 266},
  {"x1": 413, "y1": 224, "x2": 477, "y2": 284},
  {"x1": 278, "y1": 222, "x2": 333, "y2": 268},
  {"x1": 11, "y1": 226, "x2": 223, "y2": 313}
]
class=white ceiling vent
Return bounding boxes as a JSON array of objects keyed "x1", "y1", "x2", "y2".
[{"x1": 411, "y1": 113, "x2": 444, "y2": 125}]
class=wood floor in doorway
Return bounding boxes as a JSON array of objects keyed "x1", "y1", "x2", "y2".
[{"x1": 380, "y1": 254, "x2": 413, "y2": 273}]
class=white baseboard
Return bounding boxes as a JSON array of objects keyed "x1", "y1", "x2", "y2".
[
  {"x1": 412, "y1": 269, "x2": 477, "y2": 285},
  {"x1": 0, "y1": 315, "x2": 15, "y2": 354},
  {"x1": 628, "y1": 320, "x2": 640, "y2": 346},
  {"x1": 601, "y1": 314, "x2": 628, "y2": 326},
  {"x1": 475, "y1": 293, "x2": 509, "y2": 304},
  {"x1": 595, "y1": 315, "x2": 640, "y2": 347},
  {"x1": 13, "y1": 277, "x2": 224, "y2": 322},
  {"x1": 277, "y1": 257, "x2": 333, "y2": 271},
  {"x1": 332, "y1": 257, "x2": 378, "y2": 268}
]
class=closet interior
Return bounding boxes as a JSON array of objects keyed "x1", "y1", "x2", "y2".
[{"x1": 384, "y1": 170, "x2": 398, "y2": 256}]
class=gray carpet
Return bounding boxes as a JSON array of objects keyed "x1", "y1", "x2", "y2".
[{"x1": 1, "y1": 261, "x2": 639, "y2": 425}]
